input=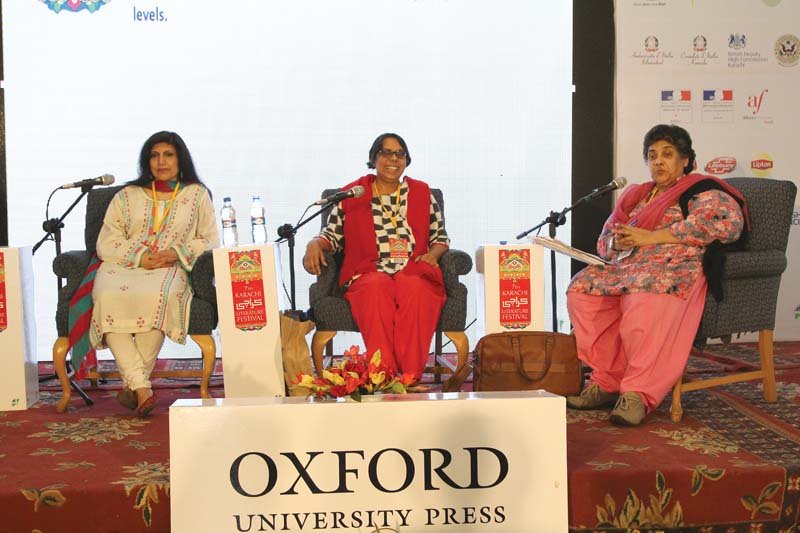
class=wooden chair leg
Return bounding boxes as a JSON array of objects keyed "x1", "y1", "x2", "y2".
[
  {"x1": 444, "y1": 331, "x2": 469, "y2": 373},
  {"x1": 670, "y1": 377, "x2": 684, "y2": 423},
  {"x1": 312, "y1": 331, "x2": 337, "y2": 376},
  {"x1": 433, "y1": 331, "x2": 444, "y2": 384},
  {"x1": 191, "y1": 334, "x2": 216, "y2": 399},
  {"x1": 53, "y1": 337, "x2": 71, "y2": 414},
  {"x1": 759, "y1": 329, "x2": 777, "y2": 403}
]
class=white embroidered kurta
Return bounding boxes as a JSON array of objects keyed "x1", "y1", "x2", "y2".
[{"x1": 90, "y1": 183, "x2": 218, "y2": 348}]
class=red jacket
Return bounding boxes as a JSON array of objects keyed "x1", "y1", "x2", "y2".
[{"x1": 338, "y1": 174, "x2": 431, "y2": 286}]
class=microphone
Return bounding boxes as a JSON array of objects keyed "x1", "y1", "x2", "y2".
[
  {"x1": 577, "y1": 177, "x2": 627, "y2": 203},
  {"x1": 60, "y1": 174, "x2": 115, "y2": 190},
  {"x1": 314, "y1": 185, "x2": 366, "y2": 206}
]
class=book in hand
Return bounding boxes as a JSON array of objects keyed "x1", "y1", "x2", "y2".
[{"x1": 532, "y1": 236, "x2": 610, "y2": 266}]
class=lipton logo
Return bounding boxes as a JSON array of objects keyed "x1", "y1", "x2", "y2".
[
  {"x1": 41, "y1": 0, "x2": 109, "y2": 13},
  {"x1": 705, "y1": 157, "x2": 737, "y2": 175},
  {"x1": 750, "y1": 153, "x2": 774, "y2": 177}
]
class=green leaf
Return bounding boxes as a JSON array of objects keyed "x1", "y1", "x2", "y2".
[
  {"x1": 656, "y1": 471, "x2": 665, "y2": 494},
  {"x1": 759, "y1": 481, "x2": 781, "y2": 501},
  {"x1": 135, "y1": 487, "x2": 146, "y2": 506},
  {"x1": 756, "y1": 501, "x2": 780, "y2": 516},
  {"x1": 702, "y1": 467, "x2": 725, "y2": 481},
  {"x1": 349, "y1": 391, "x2": 362, "y2": 402},
  {"x1": 660, "y1": 487, "x2": 673, "y2": 508},
  {"x1": 741, "y1": 495, "x2": 757, "y2": 511},
  {"x1": 691, "y1": 469, "x2": 703, "y2": 496},
  {"x1": 143, "y1": 504, "x2": 152, "y2": 527}
]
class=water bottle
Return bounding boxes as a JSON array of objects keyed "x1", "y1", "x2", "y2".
[
  {"x1": 220, "y1": 197, "x2": 239, "y2": 247},
  {"x1": 250, "y1": 195, "x2": 268, "y2": 245}
]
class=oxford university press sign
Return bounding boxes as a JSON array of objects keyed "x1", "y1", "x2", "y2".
[{"x1": 170, "y1": 392, "x2": 567, "y2": 532}]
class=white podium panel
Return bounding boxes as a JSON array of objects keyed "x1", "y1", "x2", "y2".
[
  {"x1": 213, "y1": 245, "x2": 285, "y2": 398},
  {"x1": 476, "y1": 244, "x2": 544, "y2": 339},
  {"x1": 0, "y1": 247, "x2": 39, "y2": 410},
  {"x1": 170, "y1": 391, "x2": 567, "y2": 533}
]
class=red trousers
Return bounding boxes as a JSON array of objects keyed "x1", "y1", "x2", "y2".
[{"x1": 345, "y1": 261, "x2": 446, "y2": 379}]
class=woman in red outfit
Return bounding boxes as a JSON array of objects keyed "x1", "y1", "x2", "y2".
[{"x1": 303, "y1": 133, "x2": 449, "y2": 379}]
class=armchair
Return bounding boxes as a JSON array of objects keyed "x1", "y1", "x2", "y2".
[
  {"x1": 670, "y1": 177, "x2": 797, "y2": 422},
  {"x1": 52, "y1": 185, "x2": 218, "y2": 413},
  {"x1": 308, "y1": 188, "x2": 473, "y2": 381}
]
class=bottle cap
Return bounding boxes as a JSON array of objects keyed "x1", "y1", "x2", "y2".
[
  {"x1": 223, "y1": 196, "x2": 231, "y2": 202},
  {"x1": 499, "y1": 240, "x2": 508, "y2": 245}
]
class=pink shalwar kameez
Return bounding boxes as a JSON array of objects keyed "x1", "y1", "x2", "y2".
[{"x1": 567, "y1": 182, "x2": 744, "y2": 411}]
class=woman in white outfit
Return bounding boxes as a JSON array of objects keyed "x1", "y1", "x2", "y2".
[{"x1": 91, "y1": 131, "x2": 218, "y2": 416}]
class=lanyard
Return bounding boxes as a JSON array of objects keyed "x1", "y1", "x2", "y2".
[
  {"x1": 150, "y1": 181, "x2": 181, "y2": 239},
  {"x1": 372, "y1": 182, "x2": 402, "y2": 229}
]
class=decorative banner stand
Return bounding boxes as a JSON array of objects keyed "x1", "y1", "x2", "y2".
[
  {"x1": 213, "y1": 244, "x2": 286, "y2": 398},
  {"x1": 0, "y1": 247, "x2": 39, "y2": 410},
  {"x1": 476, "y1": 244, "x2": 544, "y2": 340},
  {"x1": 170, "y1": 391, "x2": 567, "y2": 532}
]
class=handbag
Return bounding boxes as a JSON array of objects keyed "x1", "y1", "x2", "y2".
[{"x1": 472, "y1": 331, "x2": 582, "y2": 396}]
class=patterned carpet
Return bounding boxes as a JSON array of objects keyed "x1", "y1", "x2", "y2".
[
  {"x1": 568, "y1": 342, "x2": 800, "y2": 533},
  {"x1": 2, "y1": 343, "x2": 799, "y2": 532}
]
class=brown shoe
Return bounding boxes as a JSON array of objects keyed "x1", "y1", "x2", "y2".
[
  {"x1": 136, "y1": 392, "x2": 157, "y2": 418},
  {"x1": 566, "y1": 383, "x2": 618, "y2": 410},
  {"x1": 116, "y1": 389, "x2": 137, "y2": 410},
  {"x1": 609, "y1": 392, "x2": 646, "y2": 426}
]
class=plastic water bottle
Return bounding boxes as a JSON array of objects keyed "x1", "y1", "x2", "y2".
[
  {"x1": 220, "y1": 197, "x2": 239, "y2": 248},
  {"x1": 250, "y1": 195, "x2": 268, "y2": 245}
]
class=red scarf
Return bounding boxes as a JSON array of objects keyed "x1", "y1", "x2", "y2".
[
  {"x1": 610, "y1": 173, "x2": 750, "y2": 230},
  {"x1": 338, "y1": 174, "x2": 430, "y2": 286}
]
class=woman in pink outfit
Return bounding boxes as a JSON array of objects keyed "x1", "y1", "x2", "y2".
[{"x1": 566, "y1": 124, "x2": 747, "y2": 426}]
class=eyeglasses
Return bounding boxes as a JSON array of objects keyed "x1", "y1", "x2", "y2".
[{"x1": 377, "y1": 149, "x2": 406, "y2": 159}]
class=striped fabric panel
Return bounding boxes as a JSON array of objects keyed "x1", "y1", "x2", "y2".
[{"x1": 67, "y1": 255, "x2": 102, "y2": 380}]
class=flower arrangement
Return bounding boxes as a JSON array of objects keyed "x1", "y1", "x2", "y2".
[{"x1": 295, "y1": 346, "x2": 418, "y2": 402}]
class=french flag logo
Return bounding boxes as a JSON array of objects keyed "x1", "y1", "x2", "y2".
[
  {"x1": 703, "y1": 90, "x2": 733, "y2": 101},
  {"x1": 661, "y1": 90, "x2": 691, "y2": 101}
]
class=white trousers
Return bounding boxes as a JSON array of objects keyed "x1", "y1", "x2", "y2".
[{"x1": 105, "y1": 330, "x2": 165, "y2": 391}]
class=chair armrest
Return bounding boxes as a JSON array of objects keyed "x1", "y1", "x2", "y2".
[
  {"x1": 439, "y1": 249, "x2": 473, "y2": 282},
  {"x1": 53, "y1": 250, "x2": 91, "y2": 288},
  {"x1": 309, "y1": 250, "x2": 339, "y2": 306},
  {"x1": 722, "y1": 250, "x2": 787, "y2": 280},
  {"x1": 189, "y1": 251, "x2": 216, "y2": 305}
]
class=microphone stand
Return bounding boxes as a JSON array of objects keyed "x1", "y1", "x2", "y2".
[
  {"x1": 276, "y1": 203, "x2": 336, "y2": 315},
  {"x1": 32, "y1": 184, "x2": 95, "y2": 404},
  {"x1": 516, "y1": 188, "x2": 606, "y2": 332}
]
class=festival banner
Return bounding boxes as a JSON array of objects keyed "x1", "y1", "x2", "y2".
[
  {"x1": 615, "y1": 0, "x2": 800, "y2": 340},
  {"x1": 498, "y1": 249, "x2": 531, "y2": 329},
  {"x1": 0, "y1": 252, "x2": 6, "y2": 333},
  {"x1": 228, "y1": 250, "x2": 267, "y2": 331}
]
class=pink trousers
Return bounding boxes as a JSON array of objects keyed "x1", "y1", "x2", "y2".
[
  {"x1": 566, "y1": 277, "x2": 707, "y2": 411},
  {"x1": 345, "y1": 261, "x2": 446, "y2": 379}
]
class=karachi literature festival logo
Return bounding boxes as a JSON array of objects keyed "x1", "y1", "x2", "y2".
[
  {"x1": 774, "y1": 34, "x2": 800, "y2": 67},
  {"x1": 40, "y1": 0, "x2": 109, "y2": 13}
]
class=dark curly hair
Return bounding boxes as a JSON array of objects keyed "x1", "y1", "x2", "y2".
[{"x1": 642, "y1": 124, "x2": 696, "y2": 175}]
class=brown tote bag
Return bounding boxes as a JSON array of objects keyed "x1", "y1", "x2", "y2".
[{"x1": 472, "y1": 331, "x2": 582, "y2": 396}]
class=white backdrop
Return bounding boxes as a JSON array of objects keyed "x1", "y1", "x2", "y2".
[
  {"x1": 2, "y1": 0, "x2": 573, "y2": 359},
  {"x1": 615, "y1": 0, "x2": 799, "y2": 340}
]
